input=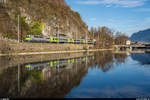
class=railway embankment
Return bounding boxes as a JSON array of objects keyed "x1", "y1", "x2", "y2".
[{"x1": 0, "y1": 38, "x2": 95, "y2": 55}]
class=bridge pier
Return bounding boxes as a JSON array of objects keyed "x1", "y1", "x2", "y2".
[{"x1": 130, "y1": 46, "x2": 132, "y2": 51}]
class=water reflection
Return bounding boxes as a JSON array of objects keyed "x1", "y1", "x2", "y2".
[
  {"x1": 131, "y1": 53, "x2": 150, "y2": 65},
  {"x1": 1, "y1": 52, "x2": 150, "y2": 98},
  {"x1": 66, "y1": 52, "x2": 150, "y2": 98},
  {"x1": 94, "y1": 51, "x2": 128, "y2": 72},
  {"x1": 0, "y1": 53, "x2": 96, "y2": 98}
]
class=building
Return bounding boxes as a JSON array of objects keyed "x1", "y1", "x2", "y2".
[{"x1": 126, "y1": 40, "x2": 131, "y2": 45}]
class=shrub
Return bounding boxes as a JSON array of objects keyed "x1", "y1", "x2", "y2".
[
  {"x1": 29, "y1": 21, "x2": 44, "y2": 35},
  {"x1": 75, "y1": 12, "x2": 81, "y2": 19},
  {"x1": 14, "y1": 15, "x2": 28, "y2": 30},
  {"x1": 2, "y1": 33, "x2": 10, "y2": 38}
]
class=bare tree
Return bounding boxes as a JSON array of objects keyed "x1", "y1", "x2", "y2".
[{"x1": 114, "y1": 32, "x2": 129, "y2": 45}]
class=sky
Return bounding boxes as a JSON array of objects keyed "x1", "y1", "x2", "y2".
[{"x1": 65, "y1": 0, "x2": 150, "y2": 36}]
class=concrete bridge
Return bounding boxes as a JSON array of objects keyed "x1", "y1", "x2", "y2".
[{"x1": 114, "y1": 44, "x2": 150, "y2": 51}]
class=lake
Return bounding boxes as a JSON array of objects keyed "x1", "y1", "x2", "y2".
[{"x1": 0, "y1": 51, "x2": 150, "y2": 98}]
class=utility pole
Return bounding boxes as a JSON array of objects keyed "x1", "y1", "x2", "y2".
[
  {"x1": 76, "y1": 32, "x2": 77, "y2": 44},
  {"x1": 18, "y1": 14, "x2": 20, "y2": 43},
  {"x1": 58, "y1": 27, "x2": 59, "y2": 43},
  {"x1": 57, "y1": 26, "x2": 59, "y2": 44},
  {"x1": 86, "y1": 32, "x2": 87, "y2": 44}
]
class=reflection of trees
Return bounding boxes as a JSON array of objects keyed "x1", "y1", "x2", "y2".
[
  {"x1": 95, "y1": 51, "x2": 114, "y2": 72},
  {"x1": 94, "y1": 52, "x2": 128, "y2": 72},
  {"x1": 0, "y1": 56, "x2": 13, "y2": 73},
  {"x1": 0, "y1": 65, "x2": 30, "y2": 98},
  {"x1": 23, "y1": 62, "x2": 89, "y2": 98},
  {"x1": 0, "y1": 57, "x2": 94, "y2": 98},
  {"x1": 114, "y1": 53, "x2": 128, "y2": 65}
]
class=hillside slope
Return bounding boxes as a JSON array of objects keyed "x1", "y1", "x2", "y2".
[
  {"x1": 130, "y1": 28, "x2": 150, "y2": 42},
  {"x1": 0, "y1": 0, "x2": 90, "y2": 40}
]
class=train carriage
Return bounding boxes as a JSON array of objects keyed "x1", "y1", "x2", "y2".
[{"x1": 25, "y1": 35, "x2": 96, "y2": 45}]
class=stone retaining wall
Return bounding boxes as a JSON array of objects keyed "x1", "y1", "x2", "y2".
[{"x1": 0, "y1": 38, "x2": 94, "y2": 53}]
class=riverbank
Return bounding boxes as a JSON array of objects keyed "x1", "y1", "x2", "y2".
[{"x1": 0, "y1": 49, "x2": 113, "y2": 56}]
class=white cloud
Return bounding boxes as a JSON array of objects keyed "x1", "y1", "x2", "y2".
[{"x1": 76, "y1": 0, "x2": 147, "y2": 8}]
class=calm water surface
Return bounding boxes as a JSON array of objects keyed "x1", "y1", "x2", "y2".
[{"x1": 0, "y1": 51, "x2": 150, "y2": 98}]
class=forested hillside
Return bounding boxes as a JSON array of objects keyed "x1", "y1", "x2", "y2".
[{"x1": 0, "y1": 0, "x2": 90, "y2": 40}]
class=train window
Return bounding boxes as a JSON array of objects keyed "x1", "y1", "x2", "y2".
[
  {"x1": 34, "y1": 35, "x2": 42, "y2": 38},
  {"x1": 34, "y1": 35, "x2": 38, "y2": 38},
  {"x1": 76, "y1": 40, "x2": 80, "y2": 43},
  {"x1": 46, "y1": 37, "x2": 50, "y2": 39},
  {"x1": 26, "y1": 35, "x2": 30, "y2": 38},
  {"x1": 26, "y1": 35, "x2": 34, "y2": 38},
  {"x1": 55, "y1": 38, "x2": 58, "y2": 40}
]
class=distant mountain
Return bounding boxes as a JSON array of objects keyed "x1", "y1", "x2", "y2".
[{"x1": 130, "y1": 28, "x2": 150, "y2": 42}]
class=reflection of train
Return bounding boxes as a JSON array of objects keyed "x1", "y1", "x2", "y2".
[
  {"x1": 25, "y1": 35, "x2": 96, "y2": 44},
  {"x1": 25, "y1": 56, "x2": 95, "y2": 70}
]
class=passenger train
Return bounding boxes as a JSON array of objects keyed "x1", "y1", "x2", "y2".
[{"x1": 25, "y1": 35, "x2": 96, "y2": 44}]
